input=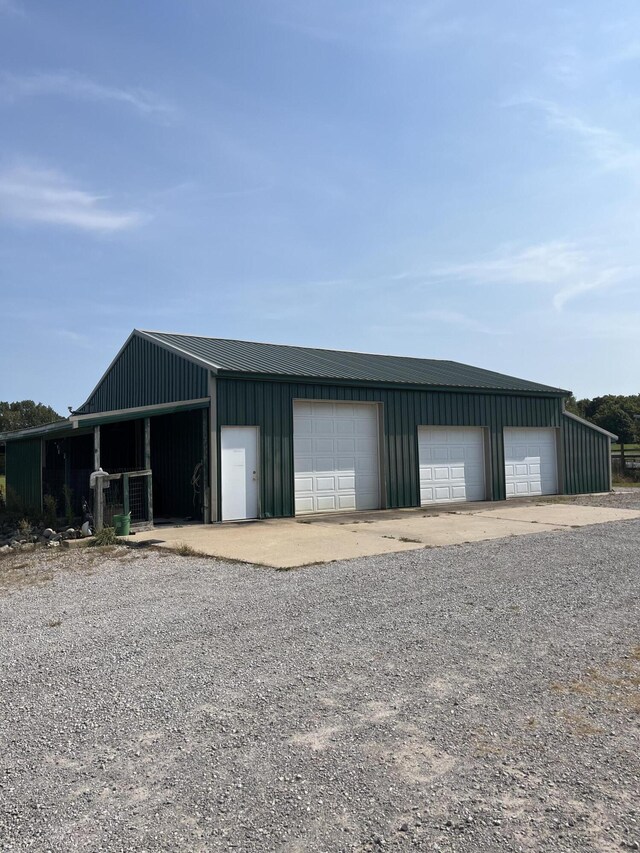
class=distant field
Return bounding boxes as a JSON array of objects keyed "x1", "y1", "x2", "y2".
[
  {"x1": 611, "y1": 444, "x2": 640, "y2": 453},
  {"x1": 0, "y1": 475, "x2": 5, "y2": 500}
]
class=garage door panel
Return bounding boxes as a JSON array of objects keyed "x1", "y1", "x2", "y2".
[
  {"x1": 316, "y1": 476, "x2": 336, "y2": 491},
  {"x1": 419, "y1": 426, "x2": 486, "y2": 505},
  {"x1": 317, "y1": 495, "x2": 337, "y2": 511},
  {"x1": 294, "y1": 438, "x2": 313, "y2": 455},
  {"x1": 337, "y1": 475, "x2": 355, "y2": 490},
  {"x1": 294, "y1": 456, "x2": 313, "y2": 474},
  {"x1": 355, "y1": 457, "x2": 377, "y2": 473},
  {"x1": 294, "y1": 401, "x2": 380, "y2": 515},
  {"x1": 295, "y1": 496, "x2": 314, "y2": 513},
  {"x1": 337, "y1": 456, "x2": 356, "y2": 470},
  {"x1": 315, "y1": 420, "x2": 335, "y2": 435},
  {"x1": 355, "y1": 437, "x2": 378, "y2": 453},
  {"x1": 504, "y1": 428, "x2": 557, "y2": 498},
  {"x1": 338, "y1": 494, "x2": 357, "y2": 510},
  {"x1": 315, "y1": 457, "x2": 336, "y2": 472}
]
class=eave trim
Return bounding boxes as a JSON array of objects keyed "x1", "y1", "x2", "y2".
[
  {"x1": 563, "y1": 410, "x2": 618, "y2": 440},
  {"x1": 71, "y1": 397, "x2": 211, "y2": 427},
  {"x1": 137, "y1": 329, "x2": 221, "y2": 372}
]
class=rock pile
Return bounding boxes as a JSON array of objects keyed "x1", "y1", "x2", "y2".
[{"x1": 0, "y1": 521, "x2": 84, "y2": 554}]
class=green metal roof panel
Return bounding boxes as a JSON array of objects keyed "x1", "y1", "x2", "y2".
[{"x1": 140, "y1": 330, "x2": 568, "y2": 394}]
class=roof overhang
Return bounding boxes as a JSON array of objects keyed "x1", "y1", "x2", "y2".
[
  {"x1": 215, "y1": 370, "x2": 570, "y2": 396},
  {"x1": 0, "y1": 419, "x2": 74, "y2": 443},
  {"x1": 70, "y1": 397, "x2": 210, "y2": 429}
]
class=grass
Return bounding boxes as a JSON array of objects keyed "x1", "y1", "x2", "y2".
[
  {"x1": 175, "y1": 541, "x2": 209, "y2": 558},
  {"x1": 611, "y1": 443, "x2": 640, "y2": 452},
  {"x1": 550, "y1": 645, "x2": 640, "y2": 726}
]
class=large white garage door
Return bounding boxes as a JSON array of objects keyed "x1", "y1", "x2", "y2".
[
  {"x1": 293, "y1": 401, "x2": 380, "y2": 514},
  {"x1": 504, "y1": 428, "x2": 558, "y2": 497},
  {"x1": 418, "y1": 427, "x2": 486, "y2": 505}
]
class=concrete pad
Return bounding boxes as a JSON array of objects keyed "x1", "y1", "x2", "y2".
[
  {"x1": 133, "y1": 503, "x2": 640, "y2": 569},
  {"x1": 134, "y1": 519, "x2": 423, "y2": 569},
  {"x1": 337, "y1": 514, "x2": 561, "y2": 547},
  {"x1": 475, "y1": 504, "x2": 640, "y2": 527}
]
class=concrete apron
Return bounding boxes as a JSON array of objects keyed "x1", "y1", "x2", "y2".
[{"x1": 133, "y1": 503, "x2": 640, "y2": 569}]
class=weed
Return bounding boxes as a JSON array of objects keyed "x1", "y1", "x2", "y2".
[
  {"x1": 90, "y1": 527, "x2": 119, "y2": 547},
  {"x1": 43, "y1": 494, "x2": 58, "y2": 528},
  {"x1": 46, "y1": 618, "x2": 62, "y2": 628},
  {"x1": 17, "y1": 518, "x2": 32, "y2": 537},
  {"x1": 559, "y1": 711, "x2": 603, "y2": 737},
  {"x1": 175, "y1": 541, "x2": 208, "y2": 558},
  {"x1": 399, "y1": 536, "x2": 422, "y2": 543}
]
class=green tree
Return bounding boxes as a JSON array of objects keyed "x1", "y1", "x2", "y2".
[
  {"x1": 564, "y1": 394, "x2": 582, "y2": 416},
  {"x1": 0, "y1": 400, "x2": 63, "y2": 433},
  {"x1": 593, "y1": 402, "x2": 638, "y2": 469}
]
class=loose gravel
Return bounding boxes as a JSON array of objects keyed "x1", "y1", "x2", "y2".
[{"x1": 1, "y1": 494, "x2": 640, "y2": 852}]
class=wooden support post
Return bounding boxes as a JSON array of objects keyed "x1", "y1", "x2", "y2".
[
  {"x1": 93, "y1": 426, "x2": 103, "y2": 531},
  {"x1": 123, "y1": 473, "x2": 130, "y2": 517},
  {"x1": 144, "y1": 417, "x2": 153, "y2": 524}
]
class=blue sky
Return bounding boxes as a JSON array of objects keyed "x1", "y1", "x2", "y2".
[{"x1": 1, "y1": 0, "x2": 639, "y2": 414}]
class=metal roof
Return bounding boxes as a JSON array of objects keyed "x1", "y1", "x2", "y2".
[{"x1": 138, "y1": 330, "x2": 569, "y2": 394}]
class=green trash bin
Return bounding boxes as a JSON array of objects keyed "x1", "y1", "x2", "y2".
[{"x1": 112, "y1": 512, "x2": 131, "y2": 536}]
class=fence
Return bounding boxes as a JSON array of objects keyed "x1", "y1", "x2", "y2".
[
  {"x1": 94, "y1": 469, "x2": 153, "y2": 531},
  {"x1": 612, "y1": 457, "x2": 640, "y2": 482}
]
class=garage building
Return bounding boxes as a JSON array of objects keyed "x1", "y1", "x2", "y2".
[{"x1": 1, "y1": 329, "x2": 614, "y2": 523}]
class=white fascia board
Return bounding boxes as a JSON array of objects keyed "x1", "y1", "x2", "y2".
[{"x1": 562, "y1": 410, "x2": 618, "y2": 440}]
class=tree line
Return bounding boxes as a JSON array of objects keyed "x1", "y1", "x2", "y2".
[
  {"x1": 566, "y1": 394, "x2": 640, "y2": 458},
  {"x1": 0, "y1": 400, "x2": 63, "y2": 433}
]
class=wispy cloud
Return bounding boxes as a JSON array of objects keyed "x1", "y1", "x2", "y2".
[
  {"x1": 0, "y1": 71, "x2": 174, "y2": 118},
  {"x1": 431, "y1": 240, "x2": 634, "y2": 311},
  {"x1": 508, "y1": 98, "x2": 640, "y2": 179},
  {"x1": 414, "y1": 309, "x2": 505, "y2": 335},
  {"x1": 271, "y1": 0, "x2": 473, "y2": 51},
  {"x1": 0, "y1": 0, "x2": 24, "y2": 16},
  {"x1": 54, "y1": 329, "x2": 92, "y2": 348},
  {"x1": 0, "y1": 165, "x2": 144, "y2": 232}
]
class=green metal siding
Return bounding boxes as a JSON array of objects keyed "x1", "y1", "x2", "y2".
[
  {"x1": 5, "y1": 438, "x2": 42, "y2": 513},
  {"x1": 77, "y1": 334, "x2": 208, "y2": 414},
  {"x1": 217, "y1": 378, "x2": 563, "y2": 518},
  {"x1": 562, "y1": 414, "x2": 611, "y2": 494}
]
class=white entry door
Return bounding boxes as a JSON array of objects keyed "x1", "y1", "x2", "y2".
[
  {"x1": 418, "y1": 427, "x2": 486, "y2": 504},
  {"x1": 293, "y1": 401, "x2": 380, "y2": 514},
  {"x1": 221, "y1": 427, "x2": 259, "y2": 521},
  {"x1": 503, "y1": 428, "x2": 558, "y2": 497}
]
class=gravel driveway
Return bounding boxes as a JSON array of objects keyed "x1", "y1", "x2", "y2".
[{"x1": 1, "y1": 492, "x2": 639, "y2": 852}]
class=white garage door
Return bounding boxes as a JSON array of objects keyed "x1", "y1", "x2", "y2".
[
  {"x1": 418, "y1": 427, "x2": 486, "y2": 505},
  {"x1": 293, "y1": 401, "x2": 380, "y2": 514},
  {"x1": 504, "y1": 428, "x2": 558, "y2": 497}
]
